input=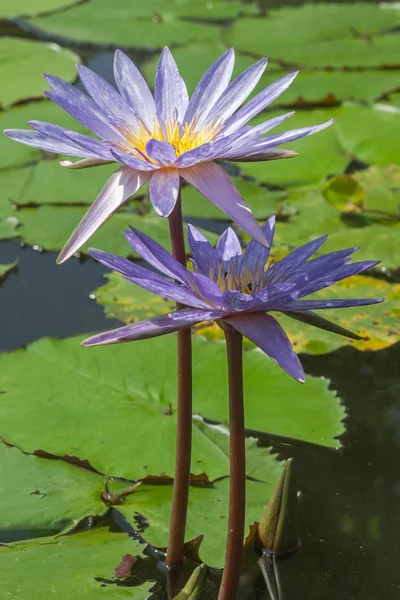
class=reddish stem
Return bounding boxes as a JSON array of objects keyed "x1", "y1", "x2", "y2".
[
  {"x1": 218, "y1": 324, "x2": 246, "y2": 600},
  {"x1": 166, "y1": 190, "x2": 193, "y2": 568}
]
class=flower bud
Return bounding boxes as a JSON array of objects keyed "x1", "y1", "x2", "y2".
[
  {"x1": 257, "y1": 458, "x2": 300, "y2": 559},
  {"x1": 173, "y1": 564, "x2": 207, "y2": 599}
]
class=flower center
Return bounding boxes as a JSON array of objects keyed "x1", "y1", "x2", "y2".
[
  {"x1": 209, "y1": 260, "x2": 263, "y2": 295},
  {"x1": 115, "y1": 115, "x2": 221, "y2": 161}
]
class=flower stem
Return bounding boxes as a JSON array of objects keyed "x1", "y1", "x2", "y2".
[
  {"x1": 218, "y1": 324, "x2": 246, "y2": 600},
  {"x1": 166, "y1": 190, "x2": 193, "y2": 568}
]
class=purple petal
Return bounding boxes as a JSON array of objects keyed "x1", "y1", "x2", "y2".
[
  {"x1": 113, "y1": 49, "x2": 156, "y2": 131},
  {"x1": 61, "y1": 158, "x2": 114, "y2": 169},
  {"x1": 189, "y1": 271, "x2": 224, "y2": 308},
  {"x1": 110, "y1": 147, "x2": 156, "y2": 171},
  {"x1": 202, "y1": 58, "x2": 268, "y2": 127},
  {"x1": 56, "y1": 167, "x2": 151, "y2": 264},
  {"x1": 297, "y1": 260, "x2": 380, "y2": 296},
  {"x1": 174, "y1": 143, "x2": 214, "y2": 168},
  {"x1": 62, "y1": 130, "x2": 113, "y2": 159},
  {"x1": 216, "y1": 227, "x2": 242, "y2": 261},
  {"x1": 238, "y1": 120, "x2": 334, "y2": 155},
  {"x1": 81, "y1": 308, "x2": 223, "y2": 346},
  {"x1": 280, "y1": 298, "x2": 384, "y2": 311},
  {"x1": 283, "y1": 310, "x2": 362, "y2": 341},
  {"x1": 223, "y1": 72, "x2": 299, "y2": 135},
  {"x1": 268, "y1": 236, "x2": 328, "y2": 283},
  {"x1": 89, "y1": 247, "x2": 206, "y2": 307},
  {"x1": 226, "y1": 312, "x2": 305, "y2": 382},
  {"x1": 149, "y1": 168, "x2": 180, "y2": 217},
  {"x1": 3, "y1": 128, "x2": 89, "y2": 157},
  {"x1": 124, "y1": 226, "x2": 190, "y2": 283},
  {"x1": 180, "y1": 162, "x2": 270, "y2": 247},
  {"x1": 146, "y1": 139, "x2": 176, "y2": 166},
  {"x1": 76, "y1": 64, "x2": 136, "y2": 126},
  {"x1": 243, "y1": 216, "x2": 275, "y2": 271},
  {"x1": 187, "y1": 224, "x2": 215, "y2": 274},
  {"x1": 184, "y1": 48, "x2": 235, "y2": 126},
  {"x1": 226, "y1": 148, "x2": 297, "y2": 162},
  {"x1": 45, "y1": 75, "x2": 121, "y2": 140},
  {"x1": 223, "y1": 290, "x2": 257, "y2": 312},
  {"x1": 155, "y1": 47, "x2": 189, "y2": 126}
]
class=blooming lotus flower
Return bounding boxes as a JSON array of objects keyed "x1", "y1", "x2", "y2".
[
  {"x1": 82, "y1": 219, "x2": 382, "y2": 382},
  {"x1": 4, "y1": 48, "x2": 332, "y2": 264}
]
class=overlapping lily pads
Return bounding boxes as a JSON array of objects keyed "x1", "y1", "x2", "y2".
[
  {"x1": 25, "y1": 0, "x2": 250, "y2": 48},
  {"x1": 0, "y1": 38, "x2": 79, "y2": 109}
]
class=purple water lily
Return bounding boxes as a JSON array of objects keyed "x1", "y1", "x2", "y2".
[
  {"x1": 4, "y1": 47, "x2": 331, "y2": 264},
  {"x1": 82, "y1": 219, "x2": 382, "y2": 382}
]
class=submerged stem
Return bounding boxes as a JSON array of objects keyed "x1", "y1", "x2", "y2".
[
  {"x1": 166, "y1": 189, "x2": 193, "y2": 569},
  {"x1": 218, "y1": 324, "x2": 246, "y2": 600}
]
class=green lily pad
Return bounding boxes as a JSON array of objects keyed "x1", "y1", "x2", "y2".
[
  {"x1": 1, "y1": 0, "x2": 78, "y2": 19},
  {"x1": 14, "y1": 204, "x2": 218, "y2": 256},
  {"x1": 0, "y1": 215, "x2": 19, "y2": 240},
  {"x1": 5, "y1": 161, "x2": 117, "y2": 206},
  {"x1": 0, "y1": 444, "x2": 104, "y2": 537},
  {"x1": 235, "y1": 108, "x2": 347, "y2": 187},
  {"x1": 0, "y1": 336, "x2": 344, "y2": 489},
  {"x1": 353, "y1": 164, "x2": 400, "y2": 213},
  {"x1": 143, "y1": 40, "x2": 400, "y2": 105},
  {"x1": 0, "y1": 101, "x2": 88, "y2": 170},
  {"x1": 335, "y1": 103, "x2": 400, "y2": 165},
  {"x1": 0, "y1": 259, "x2": 18, "y2": 279},
  {"x1": 0, "y1": 527, "x2": 150, "y2": 599},
  {"x1": 0, "y1": 38, "x2": 79, "y2": 109},
  {"x1": 27, "y1": 0, "x2": 226, "y2": 48},
  {"x1": 120, "y1": 475, "x2": 282, "y2": 568},
  {"x1": 225, "y1": 4, "x2": 400, "y2": 68}
]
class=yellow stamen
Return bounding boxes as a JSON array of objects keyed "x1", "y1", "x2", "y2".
[{"x1": 116, "y1": 115, "x2": 221, "y2": 161}]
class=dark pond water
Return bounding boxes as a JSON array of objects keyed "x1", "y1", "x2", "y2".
[{"x1": 1, "y1": 2, "x2": 399, "y2": 598}]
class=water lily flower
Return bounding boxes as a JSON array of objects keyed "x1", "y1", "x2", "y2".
[
  {"x1": 4, "y1": 48, "x2": 332, "y2": 264},
  {"x1": 82, "y1": 219, "x2": 383, "y2": 382}
]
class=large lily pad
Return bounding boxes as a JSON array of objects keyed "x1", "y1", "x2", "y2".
[
  {"x1": 334, "y1": 103, "x2": 400, "y2": 165},
  {"x1": 26, "y1": 0, "x2": 230, "y2": 48},
  {"x1": 0, "y1": 527, "x2": 150, "y2": 599},
  {"x1": 4, "y1": 161, "x2": 117, "y2": 206},
  {"x1": 0, "y1": 444, "x2": 104, "y2": 538},
  {"x1": 225, "y1": 4, "x2": 400, "y2": 68},
  {"x1": 0, "y1": 38, "x2": 79, "y2": 109},
  {"x1": 235, "y1": 108, "x2": 347, "y2": 187},
  {"x1": 0, "y1": 336, "x2": 344, "y2": 489},
  {"x1": 143, "y1": 40, "x2": 400, "y2": 105},
  {"x1": 1, "y1": 0, "x2": 78, "y2": 19}
]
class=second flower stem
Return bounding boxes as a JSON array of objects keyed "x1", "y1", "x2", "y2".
[
  {"x1": 166, "y1": 190, "x2": 193, "y2": 568},
  {"x1": 218, "y1": 324, "x2": 246, "y2": 600}
]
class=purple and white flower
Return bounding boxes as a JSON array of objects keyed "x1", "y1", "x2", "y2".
[
  {"x1": 82, "y1": 219, "x2": 382, "y2": 382},
  {"x1": 4, "y1": 47, "x2": 332, "y2": 264}
]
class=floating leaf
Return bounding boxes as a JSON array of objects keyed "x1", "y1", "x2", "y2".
[
  {"x1": 225, "y1": 4, "x2": 400, "y2": 68},
  {"x1": 1, "y1": 0, "x2": 79, "y2": 19},
  {"x1": 26, "y1": 0, "x2": 228, "y2": 48},
  {"x1": 5, "y1": 161, "x2": 117, "y2": 206},
  {"x1": 353, "y1": 164, "x2": 400, "y2": 213},
  {"x1": 0, "y1": 335, "x2": 344, "y2": 494},
  {"x1": 0, "y1": 259, "x2": 18, "y2": 280},
  {"x1": 0, "y1": 38, "x2": 79, "y2": 109},
  {"x1": 0, "y1": 527, "x2": 150, "y2": 599},
  {"x1": 0, "y1": 216, "x2": 19, "y2": 240},
  {"x1": 335, "y1": 103, "x2": 400, "y2": 165},
  {"x1": 0, "y1": 444, "x2": 104, "y2": 538}
]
